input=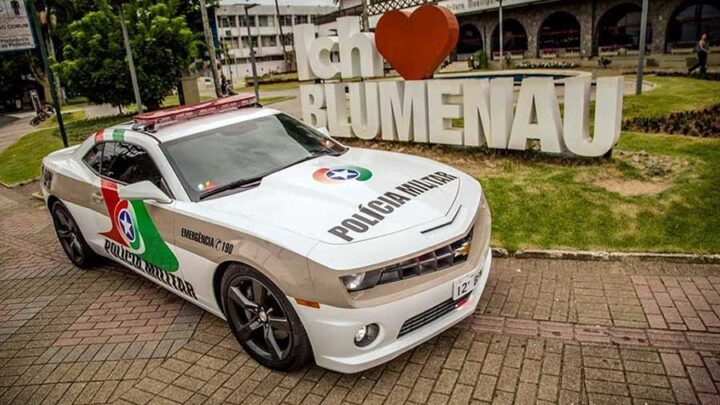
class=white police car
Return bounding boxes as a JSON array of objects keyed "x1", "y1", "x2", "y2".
[{"x1": 41, "y1": 94, "x2": 492, "y2": 373}]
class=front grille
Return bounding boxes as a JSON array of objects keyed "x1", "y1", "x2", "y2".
[
  {"x1": 376, "y1": 230, "x2": 473, "y2": 286},
  {"x1": 398, "y1": 294, "x2": 469, "y2": 338}
]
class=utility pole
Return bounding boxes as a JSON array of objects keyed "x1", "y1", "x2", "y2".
[
  {"x1": 274, "y1": 0, "x2": 289, "y2": 71},
  {"x1": 244, "y1": 4, "x2": 260, "y2": 103},
  {"x1": 635, "y1": 0, "x2": 649, "y2": 95},
  {"x1": 27, "y1": 0, "x2": 68, "y2": 147},
  {"x1": 116, "y1": 2, "x2": 143, "y2": 113},
  {"x1": 360, "y1": 0, "x2": 369, "y2": 31},
  {"x1": 199, "y1": 0, "x2": 223, "y2": 97},
  {"x1": 498, "y1": 0, "x2": 503, "y2": 69}
]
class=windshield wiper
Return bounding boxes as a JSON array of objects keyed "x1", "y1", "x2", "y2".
[
  {"x1": 199, "y1": 176, "x2": 263, "y2": 200},
  {"x1": 198, "y1": 149, "x2": 346, "y2": 200}
]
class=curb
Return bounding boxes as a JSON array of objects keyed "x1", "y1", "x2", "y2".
[
  {"x1": 0, "y1": 176, "x2": 40, "y2": 189},
  {"x1": 491, "y1": 247, "x2": 720, "y2": 265}
]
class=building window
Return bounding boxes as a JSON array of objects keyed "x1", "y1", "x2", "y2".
[
  {"x1": 241, "y1": 36, "x2": 259, "y2": 48},
  {"x1": 279, "y1": 15, "x2": 293, "y2": 26},
  {"x1": 667, "y1": 2, "x2": 720, "y2": 51},
  {"x1": 223, "y1": 36, "x2": 240, "y2": 49},
  {"x1": 597, "y1": 4, "x2": 653, "y2": 53},
  {"x1": 457, "y1": 24, "x2": 483, "y2": 54},
  {"x1": 258, "y1": 15, "x2": 275, "y2": 27},
  {"x1": 261, "y1": 35, "x2": 277, "y2": 47},
  {"x1": 490, "y1": 19, "x2": 528, "y2": 56},
  {"x1": 294, "y1": 15, "x2": 308, "y2": 24},
  {"x1": 281, "y1": 33, "x2": 293, "y2": 46},
  {"x1": 310, "y1": 15, "x2": 317, "y2": 23},
  {"x1": 239, "y1": 15, "x2": 256, "y2": 27},
  {"x1": 220, "y1": 16, "x2": 236, "y2": 28},
  {"x1": 537, "y1": 11, "x2": 581, "y2": 56}
]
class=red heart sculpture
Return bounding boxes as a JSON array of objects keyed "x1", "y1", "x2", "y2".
[{"x1": 375, "y1": 5, "x2": 459, "y2": 81}]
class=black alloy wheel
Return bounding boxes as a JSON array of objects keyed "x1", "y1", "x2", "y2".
[
  {"x1": 50, "y1": 201, "x2": 97, "y2": 268},
  {"x1": 221, "y1": 264, "x2": 313, "y2": 371}
]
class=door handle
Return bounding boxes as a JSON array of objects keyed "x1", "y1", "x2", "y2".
[{"x1": 91, "y1": 191, "x2": 104, "y2": 204}]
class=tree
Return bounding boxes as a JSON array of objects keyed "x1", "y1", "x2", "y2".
[{"x1": 57, "y1": 0, "x2": 197, "y2": 110}]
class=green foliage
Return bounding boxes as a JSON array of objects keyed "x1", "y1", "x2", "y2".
[
  {"x1": 623, "y1": 75, "x2": 720, "y2": 119},
  {"x1": 56, "y1": 0, "x2": 197, "y2": 110},
  {"x1": 472, "y1": 51, "x2": 489, "y2": 69},
  {"x1": 624, "y1": 104, "x2": 720, "y2": 137},
  {"x1": 0, "y1": 113, "x2": 133, "y2": 184},
  {"x1": 598, "y1": 57, "x2": 612, "y2": 68}
]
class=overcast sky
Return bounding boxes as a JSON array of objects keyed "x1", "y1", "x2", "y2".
[{"x1": 219, "y1": 0, "x2": 338, "y2": 6}]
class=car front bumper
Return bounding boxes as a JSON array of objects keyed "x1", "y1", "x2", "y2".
[{"x1": 291, "y1": 252, "x2": 491, "y2": 373}]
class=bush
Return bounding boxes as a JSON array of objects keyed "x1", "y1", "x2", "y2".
[
  {"x1": 623, "y1": 104, "x2": 720, "y2": 138},
  {"x1": 598, "y1": 57, "x2": 612, "y2": 68},
  {"x1": 516, "y1": 61, "x2": 579, "y2": 69},
  {"x1": 473, "y1": 51, "x2": 489, "y2": 69}
]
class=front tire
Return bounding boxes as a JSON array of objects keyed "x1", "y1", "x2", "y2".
[
  {"x1": 50, "y1": 200, "x2": 98, "y2": 268},
  {"x1": 221, "y1": 263, "x2": 313, "y2": 371}
]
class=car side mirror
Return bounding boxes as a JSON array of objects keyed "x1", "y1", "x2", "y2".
[
  {"x1": 316, "y1": 127, "x2": 330, "y2": 137},
  {"x1": 118, "y1": 181, "x2": 172, "y2": 204}
]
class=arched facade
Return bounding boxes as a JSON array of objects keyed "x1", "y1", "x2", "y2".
[
  {"x1": 453, "y1": 0, "x2": 712, "y2": 61},
  {"x1": 666, "y1": 1, "x2": 720, "y2": 52},
  {"x1": 457, "y1": 23, "x2": 484, "y2": 55},
  {"x1": 490, "y1": 19, "x2": 528, "y2": 58},
  {"x1": 596, "y1": 3, "x2": 653, "y2": 54},
  {"x1": 537, "y1": 12, "x2": 582, "y2": 57}
]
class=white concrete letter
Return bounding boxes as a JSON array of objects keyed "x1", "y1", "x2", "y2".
[
  {"x1": 293, "y1": 24, "x2": 317, "y2": 81},
  {"x1": 428, "y1": 79, "x2": 463, "y2": 145},
  {"x1": 489, "y1": 78, "x2": 514, "y2": 149},
  {"x1": 309, "y1": 36, "x2": 340, "y2": 80},
  {"x1": 462, "y1": 79, "x2": 491, "y2": 147},
  {"x1": 325, "y1": 83, "x2": 352, "y2": 138},
  {"x1": 378, "y1": 81, "x2": 428, "y2": 142},
  {"x1": 349, "y1": 82, "x2": 380, "y2": 140},
  {"x1": 337, "y1": 17, "x2": 384, "y2": 79},
  {"x1": 563, "y1": 76, "x2": 623, "y2": 157},
  {"x1": 509, "y1": 77, "x2": 564, "y2": 153},
  {"x1": 300, "y1": 84, "x2": 327, "y2": 128}
]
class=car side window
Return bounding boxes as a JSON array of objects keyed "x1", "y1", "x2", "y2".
[
  {"x1": 100, "y1": 142, "x2": 170, "y2": 196},
  {"x1": 83, "y1": 143, "x2": 104, "y2": 174}
]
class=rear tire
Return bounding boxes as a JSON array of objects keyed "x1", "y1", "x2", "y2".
[
  {"x1": 221, "y1": 263, "x2": 313, "y2": 371},
  {"x1": 50, "y1": 200, "x2": 98, "y2": 269}
]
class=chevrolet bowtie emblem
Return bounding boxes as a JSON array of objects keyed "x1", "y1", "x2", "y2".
[{"x1": 454, "y1": 241, "x2": 471, "y2": 257}]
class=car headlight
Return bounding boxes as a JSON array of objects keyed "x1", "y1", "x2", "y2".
[{"x1": 340, "y1": 270, "x2": 382, "y2": 292}]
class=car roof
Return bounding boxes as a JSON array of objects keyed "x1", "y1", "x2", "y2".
[{"x1": 116, "y1": 107, "x2": 283, "y2": 144}]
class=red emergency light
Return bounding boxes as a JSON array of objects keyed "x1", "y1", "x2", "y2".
[{"x1": 133, "y1": 93, "x2": 257, "y2": 130}]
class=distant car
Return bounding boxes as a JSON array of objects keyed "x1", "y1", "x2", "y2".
[{"x1": 40, "y1": 94, "x2": 492, "y2": 373}]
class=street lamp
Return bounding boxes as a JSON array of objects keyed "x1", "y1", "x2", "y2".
[{"x1": 243, "y1": 3, "x2": 260, "y2": 103}]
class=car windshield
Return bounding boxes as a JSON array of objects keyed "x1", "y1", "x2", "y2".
[{"x1": 162, "y1": 113, "x2": 346, "y2": 201}]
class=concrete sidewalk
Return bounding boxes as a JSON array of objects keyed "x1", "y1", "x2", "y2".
[{"x1": 0, "y1": 183, "x2": 718, "y2": 404}]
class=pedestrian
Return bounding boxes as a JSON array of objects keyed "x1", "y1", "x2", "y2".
[
  {"x1": 688, "y1": 33, "x2": 710, "y2": 75},
  {"x1": 220, "y1": 75, "x2": 229, "y2": 96}
]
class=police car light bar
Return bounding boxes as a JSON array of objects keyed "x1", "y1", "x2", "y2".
[{"x1": 133, "y1": 93, "x2": 257, "y2": 130}]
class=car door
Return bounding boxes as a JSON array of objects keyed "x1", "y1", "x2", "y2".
[{"x1": 92, "y1": 141, "x2": 192, "y2": 296}]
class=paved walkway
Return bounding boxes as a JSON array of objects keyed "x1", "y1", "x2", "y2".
[{"x1": 0, "y1": 183, "x2": 718, "y2": 405}]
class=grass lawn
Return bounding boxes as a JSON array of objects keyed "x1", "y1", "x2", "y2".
[
  {"x1": 623, "y1": 75, "x2": 720, "y2": 118},
  {"x1": 235, "y1": 81, "x2": 302, "y2": 93},
  {"x1": 38, "y1": 109, "x2": 87, "y2": 128},
  {"x1": 0, "y1": 114, "x2": 132, "y2": 185}
]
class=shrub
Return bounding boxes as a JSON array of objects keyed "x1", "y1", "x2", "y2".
[
  {"x1": 623, "y1": 104, "x2": 720, "y2": 138},
  {"x1": 473, "y1": 50, "x2": 490, "y2": 69}
]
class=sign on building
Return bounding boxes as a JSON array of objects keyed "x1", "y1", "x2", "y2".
[{"x1": 0, "y1": 0, "x2": 35, "y2": 52}]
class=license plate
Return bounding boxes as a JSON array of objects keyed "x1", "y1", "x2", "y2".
[{"x1": 452, "y1": 270, "x2": 480, "y2": 300}]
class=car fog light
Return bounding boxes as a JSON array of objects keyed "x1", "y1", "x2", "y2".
[{"x1": 354, "y1": 323, "x2": 379, "y2": 347}]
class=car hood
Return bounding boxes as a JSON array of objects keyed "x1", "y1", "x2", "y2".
[{"x1": 200, "y1": 148, "x2": 462, "y2": 244}]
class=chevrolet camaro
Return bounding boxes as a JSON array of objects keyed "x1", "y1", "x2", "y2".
[{"x1": 41, "y1": 94, "x2": 492, "y2": 373}]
